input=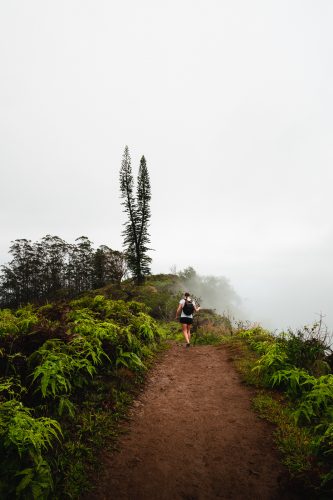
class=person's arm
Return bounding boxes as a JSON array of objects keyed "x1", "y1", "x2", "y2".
[
  {"x1": 175, "y1": 302, "x2": 183, "y2": 319},
  {"x1": 193, "y1": 301, "x2": 201, "y2": 312}
]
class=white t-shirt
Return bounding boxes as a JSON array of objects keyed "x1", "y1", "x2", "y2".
[{"x1": 179, "y1": 298, "x2": 196, "y2": 318}]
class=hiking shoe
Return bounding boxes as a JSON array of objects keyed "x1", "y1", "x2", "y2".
[{"x1": 186, "y1": 343, "x2": 190, "y2": 348}]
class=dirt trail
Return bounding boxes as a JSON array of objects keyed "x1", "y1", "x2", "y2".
[{"x1": 87, "y1": 344, "x2": 298, "y2": 500}]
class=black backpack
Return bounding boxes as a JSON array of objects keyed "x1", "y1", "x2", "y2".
[{"x1": 182, "y1": 299, "x2": 194, "y2": 315}]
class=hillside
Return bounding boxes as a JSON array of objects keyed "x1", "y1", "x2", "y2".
[
  {"x1": 0, "y1": 274, "x2": 229, "y2": 498},
  {"x1": 1, "y1": 275, "x2": 333, "y2": 498}
]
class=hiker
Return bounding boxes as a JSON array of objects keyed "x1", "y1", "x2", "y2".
[{"x1": 176, "y1": 292, "x2": 200, "y2": 347}]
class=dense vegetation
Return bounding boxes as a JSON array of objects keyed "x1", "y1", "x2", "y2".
[
  {"x1": 0, "y1": 236, "x2": 126, "y2": 308},
  {"x1": 0, "y1": 291, "x2": 166, "y2": 498},
  {"x1": 224, "y1": 322, "x2": 333, "y2": 496}
]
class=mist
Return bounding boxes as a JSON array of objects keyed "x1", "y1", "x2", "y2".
[
  {"x1": 177, "y1": 267, "x2": 242, "y2": 320},
  {"x1": 1, "y1": 1, "x2": 332, "y2": 333}
]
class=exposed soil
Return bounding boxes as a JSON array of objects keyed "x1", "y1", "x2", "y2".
[{"x1": 86, "y1": 343, "x2": 301, "y2": 500}]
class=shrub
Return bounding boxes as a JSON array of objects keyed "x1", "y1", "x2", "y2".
[
  {"x1": 270, "y1": 368, "x2": 315, "y2": 398},
  {"x1": 278, "y1": 326, "x2": 330, "y2": 376},
  {"x1": 293, "y1": 374, "x2": 333, "y2": 424},
  {"x1": 252, "y1": 343, "x2": 290, "y2": 383},
  {"x1": 0, "y1": 290, "x2": 169, "y2": 496},
  {"x1": 0, "y1": 309, "x2": 19, "y2": 336},
  {"x1": 116, "y1": 347, "x2": 146, "y2": 372},
  {"x1": 0, "y1": 398, "x2": 62, "y2": 498},
  {"x1": 15, "y1": 306, "x2": 39, "y2": 334}
]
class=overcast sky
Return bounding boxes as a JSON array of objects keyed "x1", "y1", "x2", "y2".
[{"x1": 1, "y1": 1, "x2": 332, "y2": 331}]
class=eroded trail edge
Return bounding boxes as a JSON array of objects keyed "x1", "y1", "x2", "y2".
[{"x1": 87, "y1": 344, "x2": 293, "y2": 500}]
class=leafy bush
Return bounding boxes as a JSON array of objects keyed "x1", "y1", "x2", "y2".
[
  {"x1": 0, "y1": 289, "x2": 167, "y2": 496},
  {"x1": 270, "y1": 368, "x2": 315, "y2": 398},
  {"x1": 293, "y1": 374, "x2": 333, "y2": 424},
  {"x1": 252, "y1": 343, "x2": 290, "y2": 382},
  {"x1": 278, "y1": 325, "x2": 331, "y2": 376},
  {"x1": 116, "y1": 347, "x2": 146, "y2": 371},
  {"x1": 15, "y1": 306, "x2": 39, "y2": 334},
  {"x1": 30, "y1": 336, "x2": 109, "y2": 404},
  {"x1": 224, "y1": 322, "x2": 333, "y2": 494},
  {"x1": 0, "y1": 309, "x2": 19, "y2": 336},
  {"x1": 0, "y1": 398, "x2": 62, "y2": 498}
]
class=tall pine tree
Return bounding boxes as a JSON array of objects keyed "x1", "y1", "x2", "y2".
[
  {"x1": 119, "y1": 147, "x2": 151, "y2": 284},
  {"x1": 136, "y1": 155, "x2": 151, "y2": 278}
]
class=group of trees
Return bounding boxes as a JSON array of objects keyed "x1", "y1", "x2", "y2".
[
  {"x1": 0, "y1": 235, "x2": 127, "y2": 307},
  {"x1": 0, "y1": 146, "x2": 152, "y2": 308}
]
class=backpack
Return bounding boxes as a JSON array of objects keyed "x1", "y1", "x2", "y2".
[{"x1": 182, "y1": 299, "x2": 194, "y2": 316}]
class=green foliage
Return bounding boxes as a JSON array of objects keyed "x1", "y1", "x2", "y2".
[
  {"x1": 68, "y1": 335, "x2": 109, "y2": 367},
  {"x1": 15, "y1": 305, "x2": 39, "y2": 334},
  {"x1": 0, "y1": 309, "x2": 19, "y2": 335},
  {"x1": 0, "y1": 377, "x2": 26, "y2": 399},
  {"x1": 252, "y1": 342, "x2": 290, "y2": 382},
  {"x1": 230, "y1": 323, "x2": 333, "y2": 494},
  {"x1": 116, "y1": 347, "x2": 146, "y2": 371},
  {"x1": 278, "y1": 325, "x2": 330, "y2": 375},
  {"x1": 252, "y1": 393, "x2": 313, "y2": 474},
  {"x1": 0, "y1": 279, "x2": 172, "y2": 496},
  {"x1": 31, "y1": 335, "x2": 109, "y2": 401},
  {"x1": 293, "y1": 375, "x2": 333, "y2": 424},
  {"x1": 32, "y1": 355, "x2": 73, "y2": 398},
  {"x1": 270, "y1": 368, "x2": 314, "y2": 397},
  {"x1": 0, "y1": 305, "x2": 38, "y2": 337},
  {"x1": 0, "y1": 399, "x2": 62, "y2": 498}
]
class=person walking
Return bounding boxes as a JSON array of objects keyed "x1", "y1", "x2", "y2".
[{"x1": 176, "y1": 292, "x2": 200, "y2": 347}]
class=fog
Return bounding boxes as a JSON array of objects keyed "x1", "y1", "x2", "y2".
[
  {"x1": 0, "y1": 1, "x2": 332, "y2": 332},
  {"x1": 177, "y1": 268, "x2": 242, "y2": 320}
]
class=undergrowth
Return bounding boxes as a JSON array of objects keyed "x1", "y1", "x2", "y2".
[
  {"x1": 0, "y1": 295, "x2": 170, "y2": 498},
  {"x1": 222, "y1": 323, "x2": 333, "y2": 497}
]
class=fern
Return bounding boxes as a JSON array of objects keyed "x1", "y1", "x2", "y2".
[
  {"x1": 252, "y1": 343, "x2": 290, "y2": 379},
  {"x1": 0, "y1": 309, "x2": 20, "y2": 335},
  {"x1": 32, "y1": 352, "x2": 73, "y2": 397},
  {"x1": 15, "y1": 305, "x2": 39, "y2": 334},
  {"x1": 0, "y1": 377, "x2": 26, "y2": 400},
  {"x1": 270, "y1": 368, "x2": 315, "y2": 397},
  {"x1": 69, "y1": 335, "x2": 109, "y2": 366},
  {"x1": 0, "y1": 399, "x2": 62, "y2": 498},
  {"x1": 293, "y1": 375, "x2": 333, "y2": 424},
  {"x1": 57, "y1": 396, "x2": 76, "y2": 417},
  {"x1": 116, "y1": 348, "x2": 146, "y2": 371}
]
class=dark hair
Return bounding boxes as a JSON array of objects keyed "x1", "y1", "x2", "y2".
[{"x1": 184, "y1": 292, "x2": 190, "y2": 297}]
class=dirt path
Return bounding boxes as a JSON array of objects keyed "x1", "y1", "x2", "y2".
[{"x1": 87, "y1": 343, "x2": 298, "y2": 500}]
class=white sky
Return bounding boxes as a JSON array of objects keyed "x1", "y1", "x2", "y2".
[{"x1": 1, "y1": 0, "x2": 332, "y2": 331}]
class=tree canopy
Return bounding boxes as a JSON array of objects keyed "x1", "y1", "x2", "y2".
[{"x1": 0, "y1": 236, "x2": 127, "y2": 308}]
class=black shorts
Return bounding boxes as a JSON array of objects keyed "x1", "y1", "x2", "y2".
[{"x1": 180, "y1": 317, "x2": 193, "y2": 325}]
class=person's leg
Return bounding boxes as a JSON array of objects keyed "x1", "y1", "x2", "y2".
[
  {"x1": 182, "y1": 323, "x2": 190, "y2": 344},
  {"x1": 187, "y1": 324, "x2": 191, "y2": 343}
]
